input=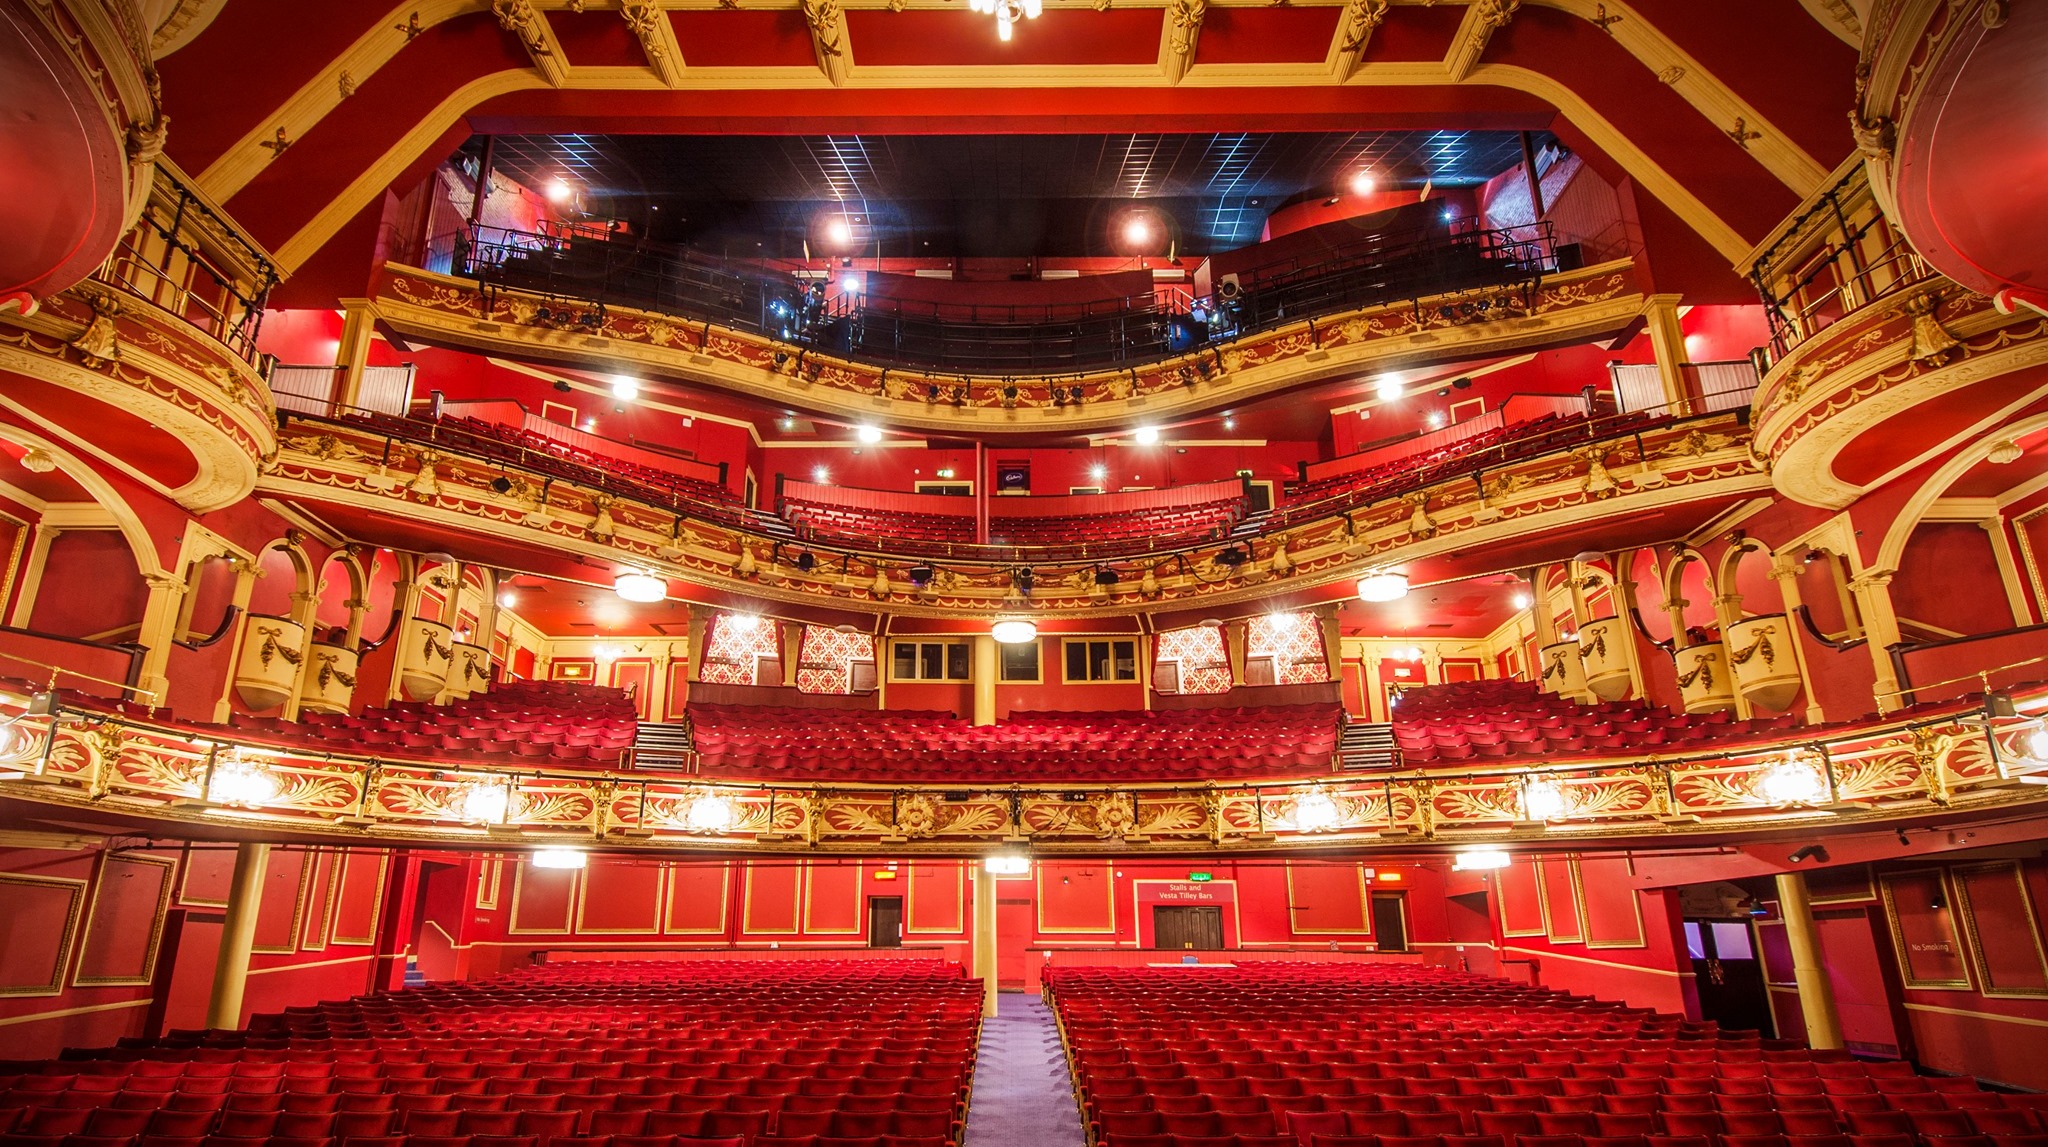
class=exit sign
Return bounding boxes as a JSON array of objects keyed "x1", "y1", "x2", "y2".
[{"x1": 1187, "y1": 872, "x2": 1213, "y2": 882}]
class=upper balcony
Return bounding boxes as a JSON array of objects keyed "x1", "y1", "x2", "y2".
[
  {"x1": 370, "y1": 212, "x2": 1651, "y2": 438},
  {"x1": 1746, "y1": 161, "x2": 2048, "y2": 509}
]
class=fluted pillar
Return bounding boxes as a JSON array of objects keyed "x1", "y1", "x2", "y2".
[
  {"x1": 973, "y1": 863, "x2": 998, "y2": 1018},
  {"x1": 972, "y1": 635, "x2": 997, "y2": 727}
]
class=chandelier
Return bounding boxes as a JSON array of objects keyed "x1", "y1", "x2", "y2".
[{"x1": 970, "y1": 0, "x2": 1041, "y2": 41}]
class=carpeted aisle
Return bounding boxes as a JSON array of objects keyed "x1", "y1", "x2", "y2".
[{"x1": 965, "y1": 995, "x2": 1087, "y2": 1147}]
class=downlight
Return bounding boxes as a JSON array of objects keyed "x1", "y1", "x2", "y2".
[
  {"x1": 531, "y1": 848, "x2": 587, "y2": 870},
  {"x1": 984, "y1": 853, "x2": 1030, "y2": 875},
  {"x1": 615, "y1": 571, "x2": 666, "y2": 603},
  {"x1": 1356, "y1": 572, "x2": 1409, "y2": 602},
  {"x1": 1453, "y1": 849, "x2": 1512, "y2": 872}
]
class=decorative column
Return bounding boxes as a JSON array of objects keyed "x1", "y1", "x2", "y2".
[
  {"x1": 972, "y1": 635, "x2": 997, "y2": 727},
  {"x1": 1846, "y1": 566, "x2": 1905, "y2": 713},
  {"x1": 278, "y1": 587, "x2": 323, "y2": 721},
  {"x1": 132, "y1": 569, "x2": 189, "y2": 706},
  {"x1": 684, "y1": 605, "x2": 709, "y2": 686},
  {"x1": 1138, "y1": 633, "x2": 1154, "y2": 712},
  {"x1": 973, "y1": 862, "x2": 998, "y2": 1018},
  {"x1": 1226, "y1": 621, "x2": 1248, "y2": 688},
  {"x1": 780, "y1": 621, "x2": 802, "y2": 688},
  {"x1": 1664, "y1": 595, "x2": 1693, "y2": 651},
  {"x1": 1643, "y1": 294, "x2": 1694, "y2": 416},
  {"x1": 1713, "y1": 588, "x2": 1756, "y2": 719},
  {"x1": 1767, "y1": 557, "x2": 1826, "y2": 724},
  {"x1": 1775, "y1": 871, "x2": 1845, "y2": 1050},
  {"x1": 1527, "y1": 568, "x2": 1559, "y2": 648},
  {"x1": 1317, "y1": 606, "x2": 1343, "y2": 683},
  {"x1": 211, "y1": 559, "x2": 263, "y2": 722},
  {"x1": 206, "y1": 842, "x2": 272, "y2": 1030},
  {"x1": 335, "y1": 300, "x2": 377, "y2": 410}
]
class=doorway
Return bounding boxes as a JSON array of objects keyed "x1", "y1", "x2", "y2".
[
  {"x1": 1686, "y1": 918, "x2": 1776, "y2": 1037},
  {"x1": 867, "y1": 896, "x2": 904, "y2": 948},
  {"x1": 1370, "y1": 892, "x2": 1409, "y2": 952},
  {"x1": 1152, "y1": 905, "x2": 1225, "y2": 950}
]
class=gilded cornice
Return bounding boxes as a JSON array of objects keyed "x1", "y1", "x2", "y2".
[{"x1": 369, "y1": 259, "x2": 1646, "y2": 433}]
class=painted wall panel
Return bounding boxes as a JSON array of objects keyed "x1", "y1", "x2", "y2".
[
  {"x1": 0, "y1": 876, "x2": 85, "y2": 996},
  {"x1": 74, "y1": 854, "x2": 175, "y2": 985},
  {"x1": 577, "y1": 860, "x2": 663, "y2": 934},
  {"x1": 665, "y1": 864, "x2": 730, "y2": 933},
  {"x1": 1495, "y1": 862, "x2": 1546, "y2": 937},
  {"x1": 253, "y1": 848, "x2": 314, "y2": 953},
  {"x1": 510, "y1": 864, "x2": 577, "y2": 935},
  {"x1": 1286, "y1": 862, "x2": 1370, "y2": 934},
  {"x1": 1539, "y1": 860, "x2": 1583, "y2": 943},
  {"x1": 804, "y1": 864, "x2": 863, "y2": 935},
  {"x1": 1036, "y1": 862, "x2": 1116, "y2": 935},
  {"x1": 328, "y1": 851, "x2": 387, "y2": 944},
  {"x1": 906, "y1": 862, "x2": 964, "y2": 934},
  {"x1": 743, "y1": 864, "x2": 802, "y2": 934},
  {"x1": 1576, "y1": 857, "x2": 1646, "y2": 948}
]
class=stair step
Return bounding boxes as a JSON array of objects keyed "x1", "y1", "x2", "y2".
[{"x1": 1338, "y1": 722, "x2": 1399, "y2": 770}]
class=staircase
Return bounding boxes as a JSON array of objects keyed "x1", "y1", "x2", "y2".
[
  {"x1": 632, "y1": 720, "x2": 696, "y2": 771},
  {"x1": 1338, "y1": 721, "x2": 1399, "y2": 770}
]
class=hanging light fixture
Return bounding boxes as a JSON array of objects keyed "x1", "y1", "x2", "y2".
[
  {"x1": 1356, "y1": 571, "x2": 1409, "y2": 602},
  {"x1": 969, "y1": 0, "x2": 1041, "y2": 41},
  {"x1": 684, "y1": 793, "x2": 737, "y2": 833},
  {"x1": 1521, "y1": 775, "x2": 1567, "y2": 821},
  {"x1": 1759, "y1": 753, "x2": 1831, "y2": 806},
  {"x1": 207, "y1": 750, "x2": 279, "y2": 808},
  {"x1": 1293, "y1": 787, "x2": 1340, "y2": 832},
  {"x1": 456, "y1": 778, "x2": 512, "y2": 825},
  {"x1": 991, "y1": 619, "x2": 1038, "y2": 644},
  {"x1": 615, "y1": 571, "x2": 666, "y2": 603}
]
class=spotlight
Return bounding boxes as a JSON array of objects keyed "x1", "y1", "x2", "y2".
[
  {"x1": 856, "y1": 425, "x2": 882, "y2": 444},
  {"x1": 489, "y1": 476, "x2": 513, "y2": 494},
  {"x1": 1350, "y1": 170, "x2": 1375, "y2": 196},
  {"x1": 1122, "y1": 216, "x2": 1154, "y2": 248},
  {"x1": 774, "y1": 352, "x2": 791, "y2": 368},
  {"x1": 1221, "y1": 413, "x2": 1236, "y2": 431},
  {"x1": 546, "y1": 179, "x2": 574, "y2": 203},
  {"x1": 1896, "y1": 828, "x2": 1910, "y2": 846},
  {"x1": 795, "y1": 551, "x2": 817, "y2": 573},
  {"x1": 812, "y1": 466, "x2": 830, "y2": 483},
  {"x1": 610, "y1": 376, "x2": 639, "y2": 401},
  {"x1": 841, "y1": 274, "x2": 863, "y2": 294},
  {"x1": 825, "y1": 216, "x2": 853, "y2": 246},
  {"x1": 1787, "y1": 844, "x2": 1831, "y2": 865},
  {"x1": 1133, "y1": 426, "x2": 1160, "y2": 445},
  {"x1": 551, "y1": 380, "x2": 572, "y2": 393},
  {"x1": 1090, "y1": 464, "x2": 1107, "y2": 481},
  {"x1": 1376, "y1": 375, "x2": 1402, "y2": 402},
  {"x1": 1093, "y1": 568, "x2": 1120, "y2": 586},
  {"x1": 1215, "y1": 547, "x2": 1248, "y2": 567},
  {"x1": 497, "y1": 591, "x2": 517, "y2": 608},
  {"x1": 908, "y1": 564, "x2": 935, "y2": 586},
  {"x1": 1013, "y1": 568, "x2": 1034, "y2": 595}
]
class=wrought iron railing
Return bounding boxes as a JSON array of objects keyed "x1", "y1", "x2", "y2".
[
  {"x1": 1749, "y1": 166, "x2": 1934, "y2": 365},
  {"x1": 96, "y1": 165, "x2": 279, "y2": 362},
  {"x1": 429, "y1": 219, "x2": 1558, "y2": 376}
]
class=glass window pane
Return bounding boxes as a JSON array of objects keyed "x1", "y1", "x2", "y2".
[
  {"x1": 946, "y1": 643, "x2": 970, "y2": 680},
  {"x1": 1683, "y1": 921, "x2": 1705, "y2": 960},
  {"x1": 1066, "y1": 642, "x2": 1087, "y2": 682},
  {"x1": 1710, "y1": 921, "x2": 1754, "y2": 960},
  {"x1": 1090, "y1": 641, "x2": 1110, "y2": 681},
  {"x1": 1001, "y1": 642, "x2": 1038, "y2": 681},
  {"x1": 920, "y1": 643, "x2": 943, "y2": 679},
  {"x1": 893, "y1": 643, "x2": 917, "y2": 680},
  {"x1": 1112, "y1": 640, "x2": 1137, "y2": 681}
]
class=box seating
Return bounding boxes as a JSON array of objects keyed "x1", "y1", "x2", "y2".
[
  {"x1": 1389, "y1": 680, "x2": 1800, "y2": 767},
  {"x1": 338, "y1": 413, "x2": 751, "y2": 529},
  {"x1": 0, "y1": 961, "x2": 978, "y2": 1147},
  {"x1": 229, "y1": 681, "x2": 640, "y2": 768},
  {"x1": 686, "y1": 703, "x2": 1342, "y2": 782},
  {"x1": 1278, "y1": 413, "x2": 1666, "y2": 526},
  {"x1": 1045, "y1": 965, "x2": 2048, "y2": 1147},
  {"x1": 779, "y1": 496, "x2": 1244, "y2": 558}
]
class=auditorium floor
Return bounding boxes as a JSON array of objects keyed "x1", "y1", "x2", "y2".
[{"x1": 965, "y1": 994, "x2": 1086, "y2": 1147}]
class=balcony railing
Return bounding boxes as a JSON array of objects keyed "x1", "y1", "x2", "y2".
[
  {"x1": 96, "y1": 164, "x2": 279, "y2": 362},
  {"x1": 427, "y1": 218, "x2": 1559, "y2": 376},
  {"x1": 1749, "y1": 165, "x2": 1935, "y2": 366}
]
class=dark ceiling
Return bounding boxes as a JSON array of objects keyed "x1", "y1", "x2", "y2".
[{"x1": 464, "y1": 130, "x2": 1546, "y2": 258}]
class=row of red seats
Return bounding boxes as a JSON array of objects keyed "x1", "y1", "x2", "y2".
[
  {"x1": 228, "y1": 682, "x2": 638, "y2": 768},
  {"x1": 1389, "y1": 680, "x2": 1800, "y2": 766},
  {"x1": 1, "y1": 963, "x2": 977, "y2": 1147},
  {"x1": 1048, "y1": 965, "x2": 2048, "y2": 1147},
  {"x1": 685, "y1": 703, "x2": 1342, "y2": 781}
]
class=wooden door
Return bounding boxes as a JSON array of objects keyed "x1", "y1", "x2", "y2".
[{"x1": 1153, "y1": 905, "x2": 1225, "y2": 950}]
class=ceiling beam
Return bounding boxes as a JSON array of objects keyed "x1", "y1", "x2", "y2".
[
  {"x1": 492, "y1": 0, "x2": 572, "y2": 85},
  {"x1": 1160, "y1": 0, "x2": 1206, "y2": 85},
  {"x1": 622, "y1": 1, "x2": 688, "y2": 87},
  {"x1": 1445, "y1": 0, "x2": 1520, "y2": 83},
  {"x1": 1329, "y1": 0, "x2": 1389, "y2": 82}
]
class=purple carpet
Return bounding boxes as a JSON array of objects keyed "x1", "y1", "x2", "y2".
[{"x1": 965, "y1": 994, "x2": 1085, "y2": 1147}]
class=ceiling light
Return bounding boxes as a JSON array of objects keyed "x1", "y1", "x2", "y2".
[
  {"x1": 725, "y1": 613, "x2": 761, "y2": 632},
  {"x1": 498, "y1": 591, "x2": 517, "y2": 608},
  {"x1": 1221, "y1": 414, "x2": 1236, "y2": 431},
  {"x1": 546, "y1": 180, "x2": 573, "y2": 203},
  {"x1": 812, "y1": 466, "x2": 830, "y2": 483},
  {"x1": 208, "y1": 752, "x2": 279, "y2": 808},
  {"x1": 1356, "y1": 572, "x2": 1409, "y2": 602},
  {"x1": 1293, "y1": 788, "x2": 1340, "y2": 833},
  {"x1": 610, "y1": 375, "x2": 639, "y2": 401},
  {"x1": 1133, "y1": 426, "x2": 1160, "y2": 445},
  {"x1": 991, "y1": 619, "x2": 1038, "y2": 645},
  {"x1": 531, "y1": 848, "x2": 586, "y2": 870},
  {"x1": 1122, "y1": 217, "x2": 1154, "y2": 248},
  {"x1": 1350, "y1": 170, "x2": 1376, "y2": 196},
  {"x1": 984, "y1": 853, "x2": 1031, "y2": 875},
  {"x1": 856, "y1": 425, "x2": 883, "y2": 444},
  {"x1": 1512, "y1": 592, "x2": 1532, "y2": 610},
  {"x1": 1091, "y1": 464, "x2": 1107, "y2": 480},
  {"x1": 841, "y1": 274, "x2": 863, "y2": 294},
  {"x1": 1452, "y1": 849, "x2": 1511, "y2": 872},
  {"x1": 1268, "y1": 611, "x2": 1301, "y2": 631},
  {"x1": 615, "y1": 571, "x2": 666, "y2": 603},
  {"x1": 1376, "y1": 375, "x2": 1403, "y2": 402},
  {"x1": 1521, "y1": 776, "x2": 1567, "y2": 821},
  {"x1": 825, "y1": 216, "x2": 853, "y2": 246}
]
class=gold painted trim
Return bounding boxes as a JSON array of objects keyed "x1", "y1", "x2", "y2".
[
  {"x1": 662, "y1": 861, "x2": 731, "y2": 934},
  {"x1": 905, "y1": 861, "x2": 964, "y2": 934},
  {"x1": 1573, "y1": 858, "x2": 1647, "y2": 950},
  {"x1": 1538, "y1": 858, "x2": 1584, "y2": 944},
  {"x1": 1494, "y1": 865, "x2": 1548, "y2": 938},
  {"x1": 1949, "y1": 861, "x2": 2048, "y2": 999},
  {"x1": 741, "y1": 863, "x2": 803, "y2": 935},
  {"x1": 1879, "y1": 867, "x2": 1973, "y2": 991},
  {"x1": 325, "y1": 850, "x2": 390, "y2": 946},
  {"x1": 476, "y1": 856, "x2": 503, "y2": 910},
  {"x1": 1902, "y1": 1000, "x2": 2048, "y2": 1029},
  {"x1": 508, "y1": 859, "x2": 579, "y2": 936},
  {"x1": 176, "y1": 843, "x2": 229, "y2": 908},
  {"x1": 252, "y1": 846, "x2": 319, "y2": 955},
  {"x1": 570, "y1": 863, "x2": 665, "y2": 935},
  {"x1": 0, "y1": 997, "x2": 150, "y2": 1027},
  {"x1": 246, "y1": 953, "x2": 375, "y2": 976},
  {"x1": 0, "y1": 873, "x2": 87, "y2": 997},
  {"x1": 72, "y1": 851, "x2": 177, "y2": 987},
  {"x1": 1807, "y1": 862, "x2": 1878, "y2": 905},
  {"x1": 1035, "y1": 865, "x2": 1117, "y2": 935},
  {"x1": 1284, "y1": 861, "x2": 1372, "y2": 935},
  {"x1": 800, "y1": 861, "x2": 865, "y2": 935},
  {"x1": 1501, "y1": 944, "x2": 1686, "y2": 977},
  {"x1": 299, "y1": 848, "x2": 333, "y2": 951},
  {"x1": 0, "y1": 509, "x2": 29, "y2": 619}
]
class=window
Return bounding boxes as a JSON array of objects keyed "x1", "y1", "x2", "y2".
[
  {"x1": 1067, "y1": 486, "x2": 1103, "y2": 495},
  {"x1": 891, "y1": 640, "x2": 970, "y2": 681},
  {"x1": 1065, "y1": 638, "x2": 1138, "y2": 683},
  {"x1": 916, "y1": 481, "x2": 973, "y2": 496},
  {"x1": 999, "y1": 641, "x2": 1041, "y2": 682}
]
